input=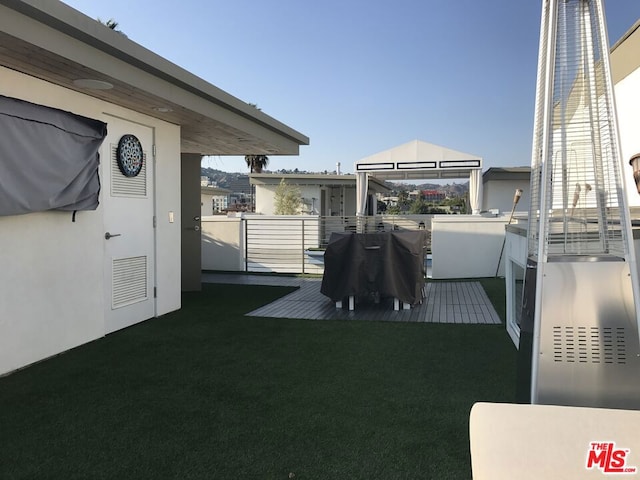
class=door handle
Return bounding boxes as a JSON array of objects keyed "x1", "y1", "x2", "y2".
[{"x1": 105, "y1": 232, "x2": 122, "y2": 240}]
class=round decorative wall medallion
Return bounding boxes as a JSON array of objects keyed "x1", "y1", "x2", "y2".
[{"x1": 116, "y1": 134, "x2": 143, "y2": 177}]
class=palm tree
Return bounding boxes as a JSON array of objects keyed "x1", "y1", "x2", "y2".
[
  {"x1": 244, "y1": 104, "x2": 268, "y2": 174},
  {"x1": 245, "y1": 154, "x2": 269, "y2": 212},
  {"x1": 245, "y1": 154, "x2": 269, "y2": 173},
  {"x1": 97, "y1": 18, "x2": 127, "y2": 36},
  {"x1": 105, "y1": 19, "x2": 119, "y2": 30}
]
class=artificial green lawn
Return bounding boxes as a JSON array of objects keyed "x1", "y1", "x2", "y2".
[{"x1": 0, "y1": 282, "x2": 516, "y2": 480}]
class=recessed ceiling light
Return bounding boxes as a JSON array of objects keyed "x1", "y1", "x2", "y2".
[{"x1": 73, "y1": 79, "x2": 114, "y2": 90}]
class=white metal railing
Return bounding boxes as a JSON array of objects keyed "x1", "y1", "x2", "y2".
[
  {"x1": 242, "y1": 215, "x2": 434, "y2": 274},
  {"x1": 244, "y1": 216, "x2": 322, "y2": 274}
]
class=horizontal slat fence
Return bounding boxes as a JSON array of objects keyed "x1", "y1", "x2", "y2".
[
  {"x1": 243, "y1": 215, "x2": 433, "y2": 274},
  {"x1": 245, "y1": 216, "x2": 323, "y2": 274}
]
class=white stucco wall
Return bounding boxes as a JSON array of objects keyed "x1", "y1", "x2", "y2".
[
  {"x1": 0, "y1": 67, "x2": 181, "y2": 375},
  {"x1": 615, "y1": 66, "x2": 640, "y2": 208},
  {"x1": 0, "y1": 208, "x2": 105, "y2": 375},
  {"x1": 482, "y1": 180, "x2": 531, "y2": 214},
  {"x1": 431, "y1": 215, "x2": 511, "y2": 279},
  {"x1": 201, "y1": 216, "x2": 245, "y2": 271},
  {"x1": 201, "y1": 193, "x2": 214, "y2": 216},
  {"x1": 153, "y1": 122, "x2": 182, "y2": 318},
  {"x1": 255, "y1": 185, "x2": 277, "y2": 215}
]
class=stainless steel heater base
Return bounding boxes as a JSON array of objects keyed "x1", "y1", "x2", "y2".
[{"x1": 533, "y1": 259, "x2": 640, "y2": 409}]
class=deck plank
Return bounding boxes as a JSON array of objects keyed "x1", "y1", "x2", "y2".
[{"x1": 204, "y1": 275, "x2": 501, "y2": 325}]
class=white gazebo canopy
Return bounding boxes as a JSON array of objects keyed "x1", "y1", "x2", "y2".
[{"x1": 354, "y1": 139, "x2": 484, "y2": 215}]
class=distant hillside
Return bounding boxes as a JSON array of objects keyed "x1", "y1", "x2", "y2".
[
  {"x1": 387, "y1": 181, "x2": 468, "y2": 196},
  {"x1": 200, "y1": 167, "x2": 241, "y2": 189},
  {"x1": 201, "y1": 167, "x2": 468, "y2": 196},
  {"x1": 201, "y1": 167, "x2": 323, "y2": 189}
]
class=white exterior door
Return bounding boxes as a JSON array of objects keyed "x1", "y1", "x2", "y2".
[{"x1": 102, "y1": 116, "x2": 155, "y2": 334}]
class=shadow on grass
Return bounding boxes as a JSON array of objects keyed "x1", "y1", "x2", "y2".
[{"x1": 0, "y1": 283, "x2": 516, "y2": 480}]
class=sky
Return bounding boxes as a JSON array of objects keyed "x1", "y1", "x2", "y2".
[{"x1": 62, "y1": 0, "x2": 640, "y2": 175}]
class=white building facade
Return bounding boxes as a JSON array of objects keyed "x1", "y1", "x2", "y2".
[
  {"x1": 0, "y1": 1, "x2": 307, "y2": 376},
  {"x1": 1, "y1": 67, "x2": 182, "y2": 375},
  {"x1": 250, "y1": 173, "x2": 390, "y2": 216},
  {"x1": 612, "y1": 20, "x2": 640, "y2": 208},
  {"x1": 482, "y1": 167, "x2": 531, "y2": 215}
]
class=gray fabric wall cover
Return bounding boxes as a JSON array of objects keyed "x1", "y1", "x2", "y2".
[{"x1": 0, "y1": 95, "x2": 107, "y2": 216}]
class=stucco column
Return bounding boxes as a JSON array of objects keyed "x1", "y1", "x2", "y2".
[{"x1": 181, "y1": 153, "x2": 203, "y2": 291}]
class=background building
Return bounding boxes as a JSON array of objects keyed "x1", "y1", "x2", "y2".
[
  {"x1": 201, "y1": 186, "x2": 231, "y2": 215},
  {"x1": 250, "y1": 173, "x2": 390, "y2": 216},
  {"x1": 482, "y1": 167, "x2": 531, "y2": 214},
  {"x1": 0, "y1": 1, "x2": 307, "y2": 376}
]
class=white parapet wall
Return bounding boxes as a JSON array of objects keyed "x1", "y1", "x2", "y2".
[
  {"x1": 203, "y1": 213, "x2": 519, "y2": 277},
  {"x1": 431, "y1": 214, "x2": 516, "y2": 279},
  {"x1": 201, "y1": 215, "x2": 246, "y2": 271},
  {"x1": 201, "y1": 214, "x2": 324, "y2": 274}
]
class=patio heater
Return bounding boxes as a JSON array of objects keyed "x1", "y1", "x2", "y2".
[{"x1": 517, "y1": 0, "x2": 640, "y2": 409}]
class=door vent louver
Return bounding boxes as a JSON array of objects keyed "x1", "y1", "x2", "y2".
[
  {"x1": 111, "y1": 144, "x2": 147, "y2": 197},
  {"x1": 112, "y1": 256, "x2": 148, "y2": 308}
]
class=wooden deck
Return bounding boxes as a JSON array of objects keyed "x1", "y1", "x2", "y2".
[{"x1": 202, "y1": 274, "x2": 501, "y2": 324}]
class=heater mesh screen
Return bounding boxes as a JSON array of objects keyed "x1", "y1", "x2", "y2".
[{"x1": 527, "y1": 0, "x2": 629, "y2": 260}]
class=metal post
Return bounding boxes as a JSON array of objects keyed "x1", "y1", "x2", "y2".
[
  {"x1": 495, "y1": 189, "x2": 523, "y2": 277},
  {"x1": 244, "y1": 217, "x2": 248, "y2": 272}
]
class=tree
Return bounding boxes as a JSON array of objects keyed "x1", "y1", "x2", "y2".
[
  {"x1": 243, "y1": 104, "x2": 268, "y2": 174},
  {"x1": 274, "y1": 178, "x2": 302, "y2": 215},
  {"x1": 245, "y1": 154, "x2": 269, "y2": 173},
  {"x1": 386, "y1": 205, "x2": 401, "y2": 215},
  {"x1": 409, "y1": 198, "x2": 430, "y2": 214},
  {"x1": 97, "y1": 18, "x2": 127, "y2": 36},
  {"x1": 397, "y1": 189, "x2": 410, "y2": 212},
  {"x1": 105, "y1": 19, "x2": 119, "y2": 30},
  {"x1": 443, "y1": 195, "x2": 466, "y2": 210}
]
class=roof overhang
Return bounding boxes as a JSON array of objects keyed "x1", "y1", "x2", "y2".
[
  {"x1": 610, "y1": 18, "x2": 640, "y2": 85},
  {"x1": 482, "y1": 167, "x2": 531, "y2": 182},
  {"x1": 0, "y1": 0, "x2": 309, "y2": 156},
  {"x1": 201, "y1": 186, "x2": 231, "y2": 196},
  {"x1": 355, "y1": 139, "x2": 482, "y2": 180}
]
